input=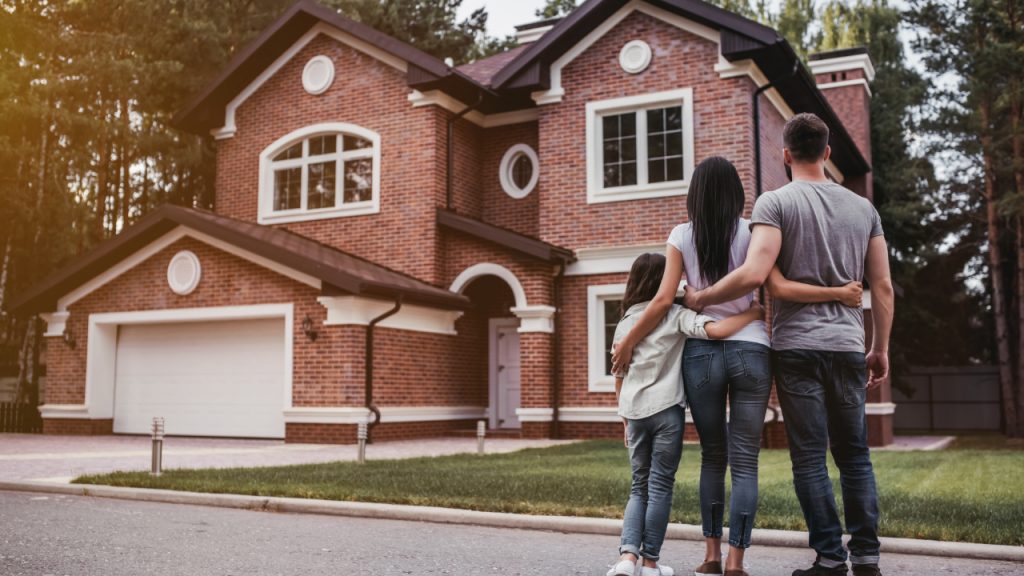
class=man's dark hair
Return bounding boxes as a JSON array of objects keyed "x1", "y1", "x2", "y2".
[{"x1": 783, "y1": 113, "x2": 830, "y2": 163}]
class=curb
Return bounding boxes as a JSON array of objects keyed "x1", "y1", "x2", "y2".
[{"x1": 1, "y1": 480, "x2": 1021, "y2": 563}]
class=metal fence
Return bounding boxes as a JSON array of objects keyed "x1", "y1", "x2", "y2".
[
  {"x1": 0, "y1": 402, "x2": 43, "y2": 433},
  {"x1": 893, "y1": 366, "x2": 1001, "y2": 432}
]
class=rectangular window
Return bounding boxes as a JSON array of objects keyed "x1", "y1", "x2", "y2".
[
  {"x1": 273, "y1": 167, "x2": 302, "y2": 211},
  {"x1": 307, "y1": 161, "x2": 337, "y2": 210},
  {"x1": 588, "y1": 284, "x2": 626, "y2": 392},
  {"x1": 586, "y1": 88, "x2": 694, "y2": 204}
]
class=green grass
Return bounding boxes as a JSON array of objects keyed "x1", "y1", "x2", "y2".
[{"x1": 74, "y1": 441, "x2": 1024, "y2": 546}]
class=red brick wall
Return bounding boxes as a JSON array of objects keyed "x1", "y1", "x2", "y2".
[
  {"x1": 537, "y1": 11, "x2": 759, "y2": 250},
  {"x1": 814, "y1": 68, "x2": 872, "y2": 199},
  {"x1": 480, "y1": 122, "x2": 541, "y2": 238},
  {"x1": 558, "y1": 273, "x2": 626, "y2": 409},
  {"x1": 215, "y1": 34, "x2": 442, "y2": 282}
]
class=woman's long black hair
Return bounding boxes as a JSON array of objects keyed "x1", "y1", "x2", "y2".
[
  {"x1": 620, "y1": 252, "x2": 666, "y2": 318},
  {"x1": 686, "y1": 156, "x2": 746, "y2": 285}
]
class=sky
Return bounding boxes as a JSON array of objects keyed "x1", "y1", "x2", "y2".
[{"x1": 456, "y1": 0, "x2": 552, "y2": 38}]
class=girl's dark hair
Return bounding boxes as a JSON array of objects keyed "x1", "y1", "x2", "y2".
[
  {"x1": 686, "y1": 156, "x2": 745, "y2": 285},
  {"x1": 620, "y1": 253, "x2": 666, "y2": 318}
]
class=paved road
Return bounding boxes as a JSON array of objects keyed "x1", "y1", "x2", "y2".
[
  {"x1": 1, "y1": 491, "x2": 1020, "y2": 576},
  {"x1": 0, "y1": 434, "x2": 572, "y2": 482}
]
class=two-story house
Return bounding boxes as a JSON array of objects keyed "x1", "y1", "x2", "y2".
[{"x1": 13, "y1": 0, "x2": 894, "y2": 446}]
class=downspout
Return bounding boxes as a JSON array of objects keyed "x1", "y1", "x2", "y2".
[
  {"x1": 366, "y1": 297, "x2": 402, "y2": 443},
  {"x1": 753, "y1": 62, "x2": 799, "y2": 301},
  {"x1": 446, "y1": 92, "x2": 485, "y2": 211},
  {"x1": 550, "y1": 263, "x2": 566, "y2": 439}
]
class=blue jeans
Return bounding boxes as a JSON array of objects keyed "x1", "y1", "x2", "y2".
[
  {"x1": 774, "y1": 350, "x2": 880, "y2": 567},
  {"x1": 683, "y1": 339, "x2": 772, "y2": 549},
  {"x1": 620, "y1": 404, "x2": 685, "y2": 561}
]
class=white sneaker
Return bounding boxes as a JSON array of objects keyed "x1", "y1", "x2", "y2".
[
  {"x1": 641, "y1": 564, "x2": 675, "y2": 576},
  {"x1": 607, "y1": 559, "x2": 638, "y2": 576}
]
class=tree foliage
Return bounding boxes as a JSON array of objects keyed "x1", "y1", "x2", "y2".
[{"x1": 536, "y1": 0, "x2": 578, "y2": 19}]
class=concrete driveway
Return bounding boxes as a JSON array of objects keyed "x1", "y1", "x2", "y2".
[{"x1": 0, "y1": 434, "x2": 573, "y2": 482}]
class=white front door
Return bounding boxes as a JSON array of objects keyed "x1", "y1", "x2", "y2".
[
  {"x1": 489, "y1": 318, "x2": 521, "y2": 429},
  {"x1": 113, "y1": 318, "x2": 286, "y2": 438}
]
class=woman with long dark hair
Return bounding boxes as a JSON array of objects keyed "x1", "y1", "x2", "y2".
[{"x1": 612, "y1": 157, "x2": 861, "y2": 576}]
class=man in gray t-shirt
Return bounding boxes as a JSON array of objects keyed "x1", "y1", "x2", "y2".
[
  {"x1": 752, "y1": 180, "x2": 884, "y2": 352},
  {"x1": 684, "y1": 113, "x2": 894, "y2": 576}
]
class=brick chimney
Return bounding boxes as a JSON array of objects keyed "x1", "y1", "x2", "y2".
[{"x1": 808, "y1": 47, "x2": 874, "y2": 199}]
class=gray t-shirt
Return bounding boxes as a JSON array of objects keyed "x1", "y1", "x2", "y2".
[{"x1": 751, "y1": 180, "x2": 883, "y2": 352}]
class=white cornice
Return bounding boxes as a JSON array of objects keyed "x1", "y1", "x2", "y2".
[
  {"x1": 816, "y1": 78, "x2": 872, "y2": 98},
  {"x1": 566, "y1": 243, "x2": 665, "y2": 276},
  {"x1": 317, "y1": 296, "x2": 462, "y2": 335},
  {"x1": 408, "y1": 90, "x2": 539, "y2": 128},
  {"x1": 517, "y1": 25, "x2": 554, "y2": 45},
  {"x1": 809, "y1": 53, "x2": 876, "y2": 82}
]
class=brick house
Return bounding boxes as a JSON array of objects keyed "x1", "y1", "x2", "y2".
[{"x1": 13, "y1": 0, "x2": 893, "y2": 445}]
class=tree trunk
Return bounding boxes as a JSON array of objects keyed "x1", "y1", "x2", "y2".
[
  {"x1": 94, "y1": 133, "x2": 110, "y2": 241},
  {"x1": 14, "y1": 319, "x2": 38, "y2": 406},
  {"x1": 981, "y1": 99, "x2": 1019, "y2": 436}
]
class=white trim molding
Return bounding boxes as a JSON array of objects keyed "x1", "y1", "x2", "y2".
[
  {"x1": 517, "y1": 25, "x2": 554, "y2": 45},
  {"x1": 450, "y1": 263, "x2": 529, "y2": 310},
  {"x1": 283, "y1": 405, "x2": 486, "y2": 424},
  {"x1": 816, "y1": 78, "x2": 872, "y2": 97},
  {"x1": 808, "y1": 53, "x2": 876, "y2": 82},
  {"x1": 559, "y1": 406, "x2": 622, "y2": 423},
  {"x1": 499, "y1": 144, "x2": 540, "y2": 199},
  {"x1": 167, "y1": 250, "x2": 202, "y2": 295},
  {"x1": 38, "y1": 404, "x2": 90, "y2": 420},
  {"x1": 587, "y1": 283, "x2": 627, "y2": 392},
  {"x1": 511, "y1": 305, "x2": 557, "y2": 334},
  {"x1": 212, "y1": 23, "x2": 408, "y2": 139},
  {"x1": 40, "y1": 311, "x2": 70, "y2": 338},
  {"x1": 865, "y1": 402, "x2": 896, "y2": 416},
  {"x1": 258, "y1": 122, "x2": 382, "y2": 225},
  {"x1": 585, "y1": 88, "x2": 695, "y2": 204},
  {"x1": 566, "y1": 243, "x2": 666, "y2": 276},
  {"x1": 408, "y1": 90, "x2": 540, "y2": 128},
  {"x1": 301, "y1": 55, "x2": 335, "y2": 95},
  {"x1": 317, "y1": 296, "x2": 462, "y2": 335},
  {"x1": 515, "y1": 407, "x2": 554, "y2": 422},
  {"x1": 82, "y1": 304, "x2": 294, "y2": 421}
]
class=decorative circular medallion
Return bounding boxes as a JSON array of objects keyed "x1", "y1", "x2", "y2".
[
  {"x1": 619, "y1": 40, "x2": 652, "y2": 74},
  {"x1": 499, "y1": 144, "x2": 540, "y2": 199},
  {"x1": 302, "y1": 55, "x2": 335, "y2": 95},
  {"x1": 167, "y1": 250, "x2": 202, "y2": 296}
]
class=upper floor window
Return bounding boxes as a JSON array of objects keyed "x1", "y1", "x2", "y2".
[
  {"x1": 258, "y1": 123, "x2": 381, "y2": 224},
  {"x1": 585, "y1": 88, "x2": 694, "y2": 204}
]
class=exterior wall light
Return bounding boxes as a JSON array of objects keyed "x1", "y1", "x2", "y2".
[
  {"x1": 301, "y1": 315, "x2": 319, "y2": 342},
  {"x1": 63, "y1": 328, "x2": 76, "y2": 349}
]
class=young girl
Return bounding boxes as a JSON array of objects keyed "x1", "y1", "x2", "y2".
[{"x1": 607, "y1": 252, "x2": 764, "y2": 576}]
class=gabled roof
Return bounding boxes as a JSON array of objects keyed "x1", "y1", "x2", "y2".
[
  {"x1": 12, "y1": 205, "x2": 469, "y2": 315},
  {"x1": 437, "y1": 209, "x2": 575, "y2": 264}
]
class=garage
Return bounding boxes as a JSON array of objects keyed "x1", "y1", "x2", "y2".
[{"x1": 112, "y1": 317, "x2": 286, "y2": 438}]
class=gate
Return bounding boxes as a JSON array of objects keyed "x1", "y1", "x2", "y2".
[
  {"x1": 0, "y1": 402, "x2": 43, "y2": 433},
  {"x1": 893, "y1": 366, "x2": 1002, "y2": 432}
]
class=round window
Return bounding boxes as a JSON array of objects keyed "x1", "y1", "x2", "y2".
[
  {"x1": 167, "y1": 250, "x2": 202, "y2": 296},
  {"x1": 302, "y1": 55, "x2": 335, "y2": 95},
  {"x1": 619, "y1": 40, "x2": 652, "y2": 74},
  {"x1": 499, "y1": 144, "x2": 539, "y2": 199}
]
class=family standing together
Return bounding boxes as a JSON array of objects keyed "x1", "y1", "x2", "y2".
[{"x1": 606, "y1": 113, "x2": 895, "y2": 576}]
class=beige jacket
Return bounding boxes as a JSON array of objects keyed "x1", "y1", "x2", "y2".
[{"x1": 613, "y1": 302, "x2": 712, "y2": 419}]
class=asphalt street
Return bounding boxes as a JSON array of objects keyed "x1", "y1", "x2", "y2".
[{"x1": 1, "y1": 490, "x2": 1021, "y2": 576}]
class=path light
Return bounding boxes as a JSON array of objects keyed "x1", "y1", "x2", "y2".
[
  {"x1": 477, "y1": 420, "x2": 486, "y2": 455},
  {"x1": 151, "y1": 417, "x2": 165, "y2": 476},
  {"x1": 357, "y1": 421, "x2": 367, "y2": 464}
]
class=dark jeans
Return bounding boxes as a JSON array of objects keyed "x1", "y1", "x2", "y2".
[
  {"x1": 683, "y1": 339, "x2": 772, "y2": 549},
  {"x1": 774, "y1": 350, "x2": 880, "y2": 567},
  {"x1": 620, "y1": 404, "x2": 686, "y2": 561}
]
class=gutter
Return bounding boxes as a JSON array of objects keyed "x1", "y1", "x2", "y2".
[
  {"x1": 753, "y1": 60, "x2": 799, "y2": 199},
  {"x1": 550, "y1": 263, "x2": 566, "y2": 438},
  {"x1": 365, "y1": 298, "x2": 402, "y2": 442}
]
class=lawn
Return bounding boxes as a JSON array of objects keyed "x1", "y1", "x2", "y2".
[{"x1": 74, "y1": 441, "x2": 1024, "y2": 546}]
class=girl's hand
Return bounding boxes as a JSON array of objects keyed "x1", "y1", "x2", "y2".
[
  {"x1": 837, "y1": 281, "x2": 863, "y2": 307},
  {"x1": 611, "y1": 342, "x2": 633, "y2": 376}
]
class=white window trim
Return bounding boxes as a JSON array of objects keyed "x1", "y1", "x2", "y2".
[
  {"x1": 585, "y1": 88, "x2": 695, "y2": 204},
  {"x1": 587, "y1": 283, "x2": 627, "y2": 392},
  {"x1": 258, "y1": 122, "x2": 382, "y2": 225},
  {"x1": 499, "y1": 144, "x2": 540, "y2": 199}
]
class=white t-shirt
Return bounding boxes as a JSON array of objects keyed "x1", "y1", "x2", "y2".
[{"x1": 667, "y1": 219, "x2": 770, "y2": 347}]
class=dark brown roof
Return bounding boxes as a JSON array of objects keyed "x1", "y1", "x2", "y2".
[
  {"x1": 437, "y1": 209, "x2": 574, "y2": 264},
  {"x1": 12, "y1": 205, "x2": 469, "y2": 315},
  {"x1": 457, "y1": 46, "x2": 531, "y2": 87}
]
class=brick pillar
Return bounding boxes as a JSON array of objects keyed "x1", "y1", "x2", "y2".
[
  {"x1": 519, "y1": 331, "x2": 553, "y2": 438},
  {"x1": 808, "y1": 47, "x2": 874, "y2": 200}
]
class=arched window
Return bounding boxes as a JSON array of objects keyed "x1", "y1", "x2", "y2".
[{"x1": 259, "y1": 123, "x2": 381, "y2": 224}]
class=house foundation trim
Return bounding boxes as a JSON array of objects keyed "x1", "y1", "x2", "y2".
[
  {"x1": 515, "y1": 407, "x2": 555, "y2": 422},
  {"x1": 38, "y1": 404, "x2": 90, "y2": 419},
  {"x1": 284, "y1": 406, "x2": 487, "y2": 424}
]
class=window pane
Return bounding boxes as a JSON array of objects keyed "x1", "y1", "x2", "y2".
[
  {"x1": 647, "y1": 108, "x2": 664, "y2": 132},
  {"x1": 273, "y1": 167, "x2": 302, "y2": 211},
  {"x1": 649, "y1": 133, "x2": 665, "y2": 157},
  {"x1": 648, "y1": 158, "x2": 666, "y2": 183},
  {"x1": 646, "y1": 105, "x2": 685, "y2": 184},
  {"x1": 667, "y1": 131, "x2": 683, "y2": 156},
  {"x1": 665, "y1": 106, "x2": 683, "y2": 130},
  {"x1": 666, "y1": 157, "x2": 684, "y2": 181},
  {"x1": 309, "y1": 135, "x2": 337, "y2": 156},
  {"x1": 602, "y1": 112, "x2": 638, "y2": 189},
  {"x1": 307, "y1": 161, "x2": 336, "y2": 210},
  {"x1": 603, "y1": 299, "x2": 622, "y2": 376},
  {"x1": 621, "y1": 113, "x2": 636, "y2": 136},
  {"x1": 274, "y1": 143, "x2": 302, "y2": 161},
  {"x1": 511, "y1": 154, "x2": 533, "y2": 190},
  {"x1": 604, "y1": 164, "x2": 621, "y2": 189},
  {"x1": 344, "y1": 135, "x2": 372, "y2": 151},
  {"x1": 621, "y1": 162, "x2": 637, "y2": 186},
  {"x1": 344, "y1": 158, "x2": 373, "y2": 203},
  {"x1": 604, "y1": 140, "x2": 620, "y2": 164},
  {"x1": 621, "y1": 138, "x2": 637, "y2": 162},
  {"x1": 603, "y1": 115, "x2": 619, "y2": 139}
]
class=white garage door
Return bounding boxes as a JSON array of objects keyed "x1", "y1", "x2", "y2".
[{"x1": 113, "y1": 318, "x2": 286, "y2": 438}]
